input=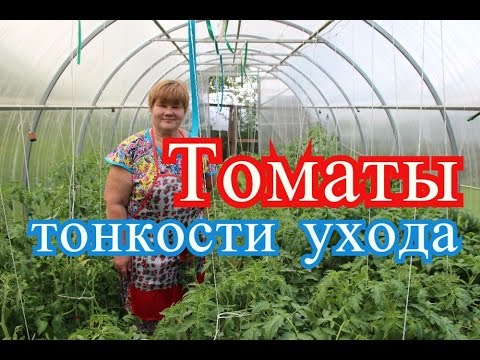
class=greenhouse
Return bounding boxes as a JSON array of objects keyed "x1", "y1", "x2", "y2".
[{"x1": 1, "y1": 20, "x2": 479, "y2": 340}]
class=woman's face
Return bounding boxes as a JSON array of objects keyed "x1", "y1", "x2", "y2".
[{"x1": 151, "y1": 100, "x2": 185, "y2": 135}]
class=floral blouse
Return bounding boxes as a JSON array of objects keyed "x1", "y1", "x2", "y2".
[{"x1": 105, "y1": 128, "x2": 217, "y2": 217}]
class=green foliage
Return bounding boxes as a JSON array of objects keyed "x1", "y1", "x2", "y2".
[
  {"x1": 68, "y1": 314, "x2": 146, "y2": 340},
  {"x1": 283, "y1": 125, "x2": 340, "y2": 167},
  {"x1": 148, "y1": 193, "x2": 480, "y2": 339},
  {"x1": 1, "y1": 134, "x2": 480, "y2": 340},
  {"x1": 0, "y1": 152, "x2": 119, "y2": 340},
  {"x1": 209, "y1": 74, "x2": 258, "y2": 156},
  {"x1": 209, "y1": 76, "x2": 239, "y2": 93}
]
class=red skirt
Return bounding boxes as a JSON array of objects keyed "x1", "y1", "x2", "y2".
[
  {"x1": 128, "y1": 271, "x2": 205, "y2": 321},
  {"x1": 129, "y1": 285, "x2": 184, "y2": 321}
]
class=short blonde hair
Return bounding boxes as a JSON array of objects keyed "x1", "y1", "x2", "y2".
[{"x1": 148, "y1": 79, "x2": 189, "y2": 111}]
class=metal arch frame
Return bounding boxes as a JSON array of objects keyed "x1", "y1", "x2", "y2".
[
  {"x1": 193, "y1": 50, "x2": 342, "y2": 140},
  {"x1": 93, "y1": 33, "x2": 366, "y2": 155},
  {"x1": 263, "y1": 67, "x2": 332, "y2": 147},
  {"x1": 276, "y1": 20, "x2": 401, "y2": 155},
  {"x1": 273, "y1": 48, "x2": 367, "y2": 155},
  {"x1": 25, "y1": 20, "x2": 199, "y2": 181},
  {"x1": 73, "y1": 20, "x2": 374, "y2": 159},
  {"x1": 77, "y1": 20, "x2": 378, "y2": 159},
  {"x1": 22, "y1": 20, "x2": 117, "y2": 185},
  {"x1": 25, "y1": 19, "x2": 456, "y2": 183},
  {"x1": 366, "y1": 20, "x2": 458, "y2": 155},
  {"x1": 197, "y1": 46, "x2": 366, "y2": 154},
  {"x1": 77, "y1": 32, "x2": 357, "y2": 155},
  {"x1": 89, "y1": 42, "x2": 330, "y2": 147},
  {"x1": 187, "y1": 53, "x2": 343, "y2": 146},
  {"x1": 127, "y1": 63, "x2": 187, "y2": 135},
  {"x1": 76, "y1": 22, "x2": 195, "y2": 155},
  {"x1": 106, "y1": 45, "x2": 183, "y2": 148},
  {"x1": 127, "y1": 60, "x2": 324, "y2": 143},
  {"x1": 74, "y1": 20, "x2": 375, "y2": 158},
  {"x1": 258, "y1": 111, "x2": 284, "y2": 152}
]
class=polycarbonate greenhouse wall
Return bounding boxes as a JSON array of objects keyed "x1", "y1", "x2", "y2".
[{"x1": 1, "y1": 20, "x2": 480, "y2": 214}]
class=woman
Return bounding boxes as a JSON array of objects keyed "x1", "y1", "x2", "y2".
[{"x1": 104, "y1": 79, "x2": 217, "y2": 334}]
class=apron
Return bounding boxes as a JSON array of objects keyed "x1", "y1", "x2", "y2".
[{"x1": 126, "y1": 128, "x2": 203, "y2": 321}]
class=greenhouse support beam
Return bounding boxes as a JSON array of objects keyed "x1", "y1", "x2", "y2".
[
  {"x1": 267, "y1": 20, "x2": 334, "y2": 74},
  {"x1": 76, "y1": 21, "x2": 194, "y2": 155},
  {"x1": 276, "y1": 20, "x2": 400, "y2": 155},
  {"x1": 200, "y1": 44, "x2": 366, "y2": 154},
  {"x1": 171, "y1": 52, "x2": 304, "y2": 57},
  {"x1": 6, "y1": 104, "x2": 479, "y2": 112},
  {"x1": 129, "y1": 60, "x2": 324, "y2": 147},
  {"x1": 129, "y1": 62, "x2": 324, "y2": 146},
  {"x1": 153, "y1": 20, "x2": 189, "y2": 64},
  {"x1": 367, "y1": 20, "x2": 458, "y2": 156},
  {"x1": 209, "y1": 46, "x2": 367, "y2": 153},
  {"x1": 322, "y1": 40, "x2": 401, "y2": 155},
  {"x1": 0, "y1": 105, "x2": 149, "y2": 111},
  {"x1": 78, "y1": 43, "x2": 189, "y2": 155},
  {"x1": 467, "y1": 112, "x2": 480, "y2": 122},
  {"x1": 22, "y1": 20, "x2": 116, "y2": 187},
  {"x1": 304, "y1": 105, "x2": 480, "y2": 111},
  {"x1": 153, "y1": 38, "x2": 325, "y2": 43},
  {"x1": 111, "y1": 46, "x2": 192, "y2": 147}
]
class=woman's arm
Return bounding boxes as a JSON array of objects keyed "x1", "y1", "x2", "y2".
[
  {"x1": 205, "y1": 172, "x2": 217, "y2": 193},
  {"x1": 104, "y1": 165, "x2": 132, "y2": 219},
  {"x1": 104, "y1": 165, "x2": 133, "y2": 279}
]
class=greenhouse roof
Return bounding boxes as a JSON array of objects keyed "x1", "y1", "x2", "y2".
[{"x1": 1, "y1": 20, "x2": 480, "y2": 192}]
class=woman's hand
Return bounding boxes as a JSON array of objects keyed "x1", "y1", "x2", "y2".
[{"x1": 114, "y1": 256, "x2": 132, "y2": 279}]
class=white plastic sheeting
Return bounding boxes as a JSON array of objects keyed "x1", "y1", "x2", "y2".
[{"x1": 0, "y1": 20, "x2": 479, "y2": 198}]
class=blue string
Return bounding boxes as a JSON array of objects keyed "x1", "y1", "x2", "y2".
[
  {"x1": 188, "y1": 20, "x2": 200, "y2": 137},
  {"x1": 215, "y1": 74, "x2": 219, "y2": 112}
]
